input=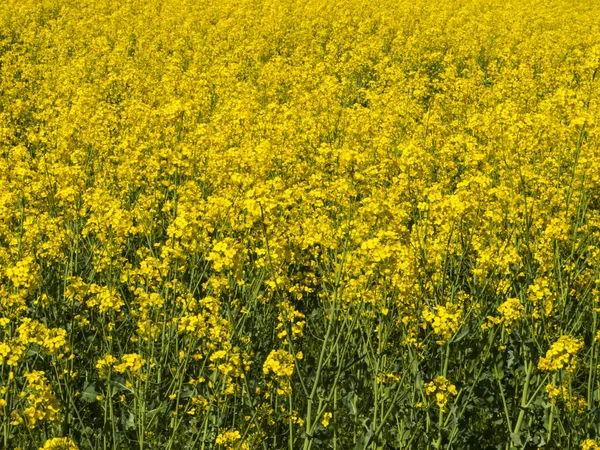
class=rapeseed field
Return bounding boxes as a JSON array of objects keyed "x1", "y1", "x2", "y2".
[{"x1": 1, "y1": 0, "x2": 600, "y2": 448}]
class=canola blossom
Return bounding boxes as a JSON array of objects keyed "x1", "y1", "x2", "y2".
[{"x1": 1, "y1": 0, "x2": 600, "y2": 448}]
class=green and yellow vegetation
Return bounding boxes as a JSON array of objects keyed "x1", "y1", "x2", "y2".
[{"x1": 1, "y1": 0, "x2": 600, "y2": 448}]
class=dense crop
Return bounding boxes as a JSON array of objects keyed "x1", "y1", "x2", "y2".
[{"x1": 1, "y1": 0, "x2": 600, "y2": 448}]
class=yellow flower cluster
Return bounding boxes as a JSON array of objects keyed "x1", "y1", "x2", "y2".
[
  {"x1": 39, "y1": 438, "x2": 79, "y2": 450},
  {"x1": 207, "y1": 239, "x2": 239, "y2": 272},
  {"x1": 422, "y1": 303, "x2": 463, "y2": 345},
  {"x1": 5, "y1": 257, "x2": 41, "y2": 292},
  {"x1": 113, "y1": 354, "x2": 146, "y2": 375},
  {"x1": 96, "y1": 353, "x2": 146, "y2": 378},
  {"x1": 0, "y1": 0, "x2": 599, "y2": 446},
  {"x1": 538, "y1": 336, "x2": 584, "y2": 372},
  {"x1": 546, "y1": 384, "x2": 588, "y2": 414},
  {"x1": 95, "y1": 354, "x2": 119, "y2": 378},
  {"x1": 497, "y1": 298, "x2": 524, "y2": 328},
  {"x1": 65, "y1": 280, "x2": 124, "y2": 314},
  {"x1": 321, "y1": 412, "x2": 333, "y2": 428},
  {"x1": 424, "y1": 376, "x2": 458, "y2": 411},
  {"x1": 16, "y1": 318, "x2": 69, "y2": 355},
  {"x1": 209, "y1": 348, "x2": 246, "y2": 379},
  {"x1": 263, "y1": 350, "x2": 295, "y2": 378},
  {"x1": 528, "y1": 277, "x2": 555, "y2": 319},
  {"x1": 483, "y1": 297, "x2": 524, "y2": 333},
  {"x1": 276, "y1": 301, "x2": 306, "y2": 342},
  {"x1": 86, "y1": 286, "x2": 125, "y2": 314},
  {"x1": 12, "y1": 371, "x2": 61, "y2": 428},
  {"x1": 0, "y1": 340, "x2": 25, "y2": 366},
  {"x1": 263, "y1": 349, "x2": 295, "y2": 395},
  {"x1": 215, "y1": 430, "x2": 249, "y2": 450},
  {"x1": 582, "y1": 440, "x2": 600, "y2": 450}
]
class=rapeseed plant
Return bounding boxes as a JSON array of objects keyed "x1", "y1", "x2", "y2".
[{"x1": 1, "y1": 0, "x2": 599, "y2": 448}]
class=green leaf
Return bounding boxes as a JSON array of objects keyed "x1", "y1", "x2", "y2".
[{"x1": 81, "y1": 382, "x2": 97, "y2": 403}]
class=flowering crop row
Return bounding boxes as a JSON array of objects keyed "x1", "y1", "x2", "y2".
[{"x1": 1, "y1": 0, "x2": 600, "y2": 448}]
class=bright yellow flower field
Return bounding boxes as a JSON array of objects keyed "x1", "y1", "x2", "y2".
[{"x1": 1, "y1": 0, "x2": 600, "y2": 448}]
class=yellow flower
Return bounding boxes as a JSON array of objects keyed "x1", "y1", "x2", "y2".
[
  {"x1": 96, "y1": 354, "x2": 118, "y2": 378},
  {"x1": 538, "y1": 336, "x2": 584, "y2": 372},
  {"x1": 484, "y1": 298, "x2": 525, "y2": 332},
  {"x1": 16, "y1": 371, "x2": 61, "y2": 428},
  {"x1": 86, "y1": 286, "x2": 125, "y2": 313},
  {"x1": 581, "y1": 439, "x2": 600, "y2": 450},
  {"x1": 113, "y1": 354, "x2": 146, "y2": 375},
  {"x1": 16, "y1": 319, "x2": 69, "y2": 355},
  {"x1": 425, "y1": 376, "x2": 458, "y2": 410},
  {"x1": 263, "y1": 350, "x2": 295, "y2": 378},
  {"x1": 422, "y1": 303, "x2": 463, "y2": 345},
  {"x1": 39, "y1": 437, "x2": 78, "y2": 450},
  {"x1": 215, "y1": 429, "x2": 249, "y2": 450}
]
